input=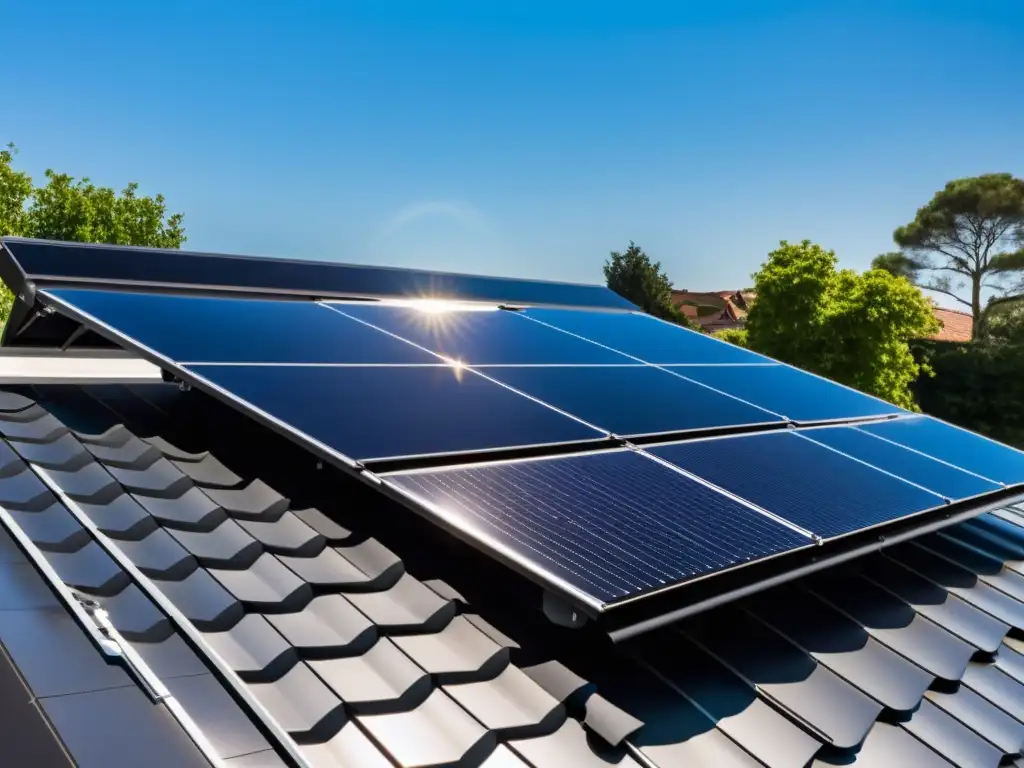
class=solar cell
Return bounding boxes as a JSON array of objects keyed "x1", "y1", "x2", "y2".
[
  {"x1": 649, "y1": 431, "x2": 946, "y2": 538},
  {"x1": 7, "y1": 238, "x2": 635, "y2": 310},
  {"x1": 481, "y1": 365, "x2": 784, "y2": 437},
  {"x1": 186, "y1": 364, "x2": 606, "y2": 462},
  {"x1": 858, "y1": 417, "x2": 1024, "y2": 487},
  {"x1": 385, "y1": 449, "x2": 812, "y2": 604},
  {"x1": 799, "y1": 426, "x2": 1001, "y2": 501},
  {"x1": 329, "y1": 303, "x2": 630, "y2": 365},
  {"x1": 523, "y1": 308, "x2": 771, "y2": 364},
  {"x1": 45, "y1": 288, "x2": 436, "y2": 365},
  {"x1": 664, "y1": 364, "x2": 906, "y2": 423}
]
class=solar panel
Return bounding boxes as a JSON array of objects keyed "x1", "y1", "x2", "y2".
[
  {"x1": 330, "y1": 302, "x2": 630, "y2": 365},
  {"x1": 664, "y1": 364, "x2": 906, "y2": 423},
  {"x1": 799, "y1": 426, "x2": 1001, "y2": 501},
  {"x1": 858, "y1": 416, "x2": 1024, "y2": 486},
  {"x1": 523, "y1": 308, "x2": 772, "y2": 364},
  {"x1": 481, "y1": 365, "x2": 784, "y2": 438},
  {"x1": 649, "y1": 431, "x2": 946, "y2": 538},
  {"x1": 385, "y1": 449, "x2": 813, "y2": 605},
  {"x1": 3, "y1": 237, "x2": 635, "y2": 310},
  {"x1": 188, "y1": 364, "x2": 606, "y2": 462},
  {"x1": 46, "y1": 288, "x2": 436, "y2": 364}
]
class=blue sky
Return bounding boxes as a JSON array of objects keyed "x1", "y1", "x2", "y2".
[{"x1": 4, "y1": 1, "x2": 1022, "y2": 302}]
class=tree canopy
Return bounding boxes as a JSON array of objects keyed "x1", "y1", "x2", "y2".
[
  {"x1": 873, "y1": 174, "x2": 1024, "y2": 332},
  {"x1": 746, "y1": 240, "x2": 939, "y2": 409},
  {"x1": 0, "y1": 143, "x2": 185, "y2": 325},
  {"x1": 603, "y1": 241, "x2": 698, "y2": 329}
]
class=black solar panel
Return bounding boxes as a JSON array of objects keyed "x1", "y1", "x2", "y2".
[
  {"x1": 649, "y1": 432, "x2": 947, "y2": 538},
  {"x1": 385, "y1": 449, "x2": 813, "y2": 605}
]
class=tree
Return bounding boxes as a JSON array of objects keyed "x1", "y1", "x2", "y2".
[
  {"x1": 747, "y1": 240, "x2": 939, "y2": 409},
  {"x1": 713, "y1": 328, "x2": 748, "y2": 347},
  {"x1": 604, "y1": 241, "x2": 698, "y2": 329},
  {"x1": 873, "y1": 174, "x2": 1024, "y2": 331},
  {"x1": 0, "y1": 144, "x2": 185, "y2": 325}
]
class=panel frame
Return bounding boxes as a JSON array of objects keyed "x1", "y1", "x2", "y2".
[{"x1": 33, "y1": 287, "x2": 1024, "y2": 641}]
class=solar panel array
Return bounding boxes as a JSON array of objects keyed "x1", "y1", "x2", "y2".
[{"x1": 38, "y1": 284, "x2": 1024, "y2": 611}]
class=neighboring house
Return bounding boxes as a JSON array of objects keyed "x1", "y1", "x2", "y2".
[
  {"x1": 0, "y1": 238, "x2": 1020, "y2": 767},
  {"x1": 930, "y1": 307, "x2": 974, "y2": 342},
  {"x1": 675, "y1": 288, "x2": 974, "y2": 341}
]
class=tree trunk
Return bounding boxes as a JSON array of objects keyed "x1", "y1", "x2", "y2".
[{"x1": 972, "y1": 273, "x2": 983, "y2": 339}]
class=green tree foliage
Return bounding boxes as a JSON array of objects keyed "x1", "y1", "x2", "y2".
[
  {"x1": 604, "y1": 241, "x2": 698, "y2": 329},
  {"x1": 712, "y1": 328, "x2": 748, "y2": 348},
  {"x1": 0, "y1": 144, "x2": 185, "y2": 325},
  {"x1": 746, "y1": 240, "x2": 939, "y2": 409},
  {"x1": 874, "y1": 174, "x2": 1024, "y2": 330}
]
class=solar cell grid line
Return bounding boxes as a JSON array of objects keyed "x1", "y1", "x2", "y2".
[
  {"x1": 857, "y1": 416, "x2": 1024, "y2": 487},
  {"x1": 660, "y1": 364, "x2": 907, "y2": 423},
  {"x1": 478, "y1": 364, "x2": 786, "y2": 438},
  {"x1": 797, "y1": 425, "x2": 1002, "y2": 501},
  {"x1": 42, "y1": 287, "x2": 439, "y2": 365},
  {"x1": 520, "y1": 307, "x2": 774, "y2": 365},
  {"x1": 326, "y1": 301, "x2": 635, "y2": 365},
  {"x1": 649, "y1": 431, "x2": 948, "y2": 539},
  {"x1": 186, "y1": 363, "x2": 608, "y2": 463},
  {"x1": 383, "y1": 449, "x2": 814, "y2": 606}
]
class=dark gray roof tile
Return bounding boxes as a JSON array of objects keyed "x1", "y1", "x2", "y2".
[
  {"x1": 0, "y1": 467, "x2": 57, "y2": 510},
  {"x1": 520, "y1": 660, "x2": 594, "y2": 705},
  {"x1": 247, "y1": 662, "x2": 346, "y2": 741},
  {"x1": 76, "y1": 493, "x2": 158, "y2": 540},
  {"x1": 84, "y1": 435, "x2": 161, "y2": 468},
  {"x1": 393, "y1": 615, "x2": 508, "y2": 683},
  {"x1": 806, "y1": 575, "x2": 976, "y2": 681},
  {"x1": 44, "y1": 462, "x2": 120, "y2": 503},
  {"x1": 0, "y1": 409, "x2": 68, "y2": 442},
  {"x1": 464, "y1": 614, "x2": 521, "y2": 650},
  {"x1": 291, "y1": 507, "x2": 351, "y2": 543},
  {"x1": 344, "y1": 573, "x2": 456, "y2": 633},
  {"x1": 6, "y1": 502, "x2": 90, "y2": 552},
  {"x1": 685, "y1": 609, "x2": 882, "y2": 750},
  {"x1": 0, "y1": 403, "x2": 57, "y2": 424},
  {"x1": 172, "y1": 453, "x2": 244, "y2": 488},
  {"x1": 925, "y1": 685, "x2": 1024, "y2": 756},
  {"x1": 336, "y1": 538, "x2": 404, "y2": 583},
  {"x1": 205, "y1": 479, "x2": 289, "y2": 521},
  {"x1": 0, "y1": 390, "x2": 36, "y2": 411},
  {"x1": 422, "y1": 578, "x2": 468, "y2": 605},
  {"x1": 164, "y1": 673, "x2": 272, "y2": 760},
  {"x1": 745, "y1": 587, "x2": 933, "y2": 713},
  {"x1": 209, "y1": 553, "x2": 312, "y2": 612},
  {"x1": 0, "y1": 607, "x2": 131, "y2": 697},
  {"x1": 582, "y1": 693, "x2": 644, "y2": 746},
  {"x1": 44, "y1": 541, "x2": 130, "y2": 595},
  {"x1": 41, "y1": 684, "x2": 212, "y2": 768},
  {"x1": 279, "y1": 545, "x2": 399, "y2": 591},
  {"x1": 126, "y1": 634, "x2": 210, "y2": 680},
  {"x1": 87, "y1": 583, "x2": 170, "y2": 642},
  {"x1": 265, "y1": 594, "x2": 377, "y2": 657},
  {"x1": 903, "y1": 698, "x2": 1003, "y2": 768},
  {"x1": 0, "y1": 561, "x2": 62, "y2": 610},
  {"x1": 508, "y1": 719, "x2": 642, "y2": 768},
  {"x1": 310, "y1": 637, "x2": 431, "y2": 714},
  {"x1": 9, "y1": 433, "x2": 91, "y2": 469},
  {"x1": 0, "y1": 528, "x2": 27, "y2": 564},
  {"x1": 358, "y1": 688, "x2": 495, "y2": 768},
  {"x1": 962, "y1": 662, "x2": 1024, "y2": 723},
  {"x1": 133, "y1": 487, "x2": 227, "y2": 531},
  {"x1": 445, "y1": 664, "x2": 564, "y2": 738},
  {"x1": 223, "y1": 749, "x2": 290, "y2": 766},
  {"x1": 994, "y1": 644, "x2": 1024, "y2": 683},
  {"x1": 238, "y1": 512, "x2": 325, "y2": 556},
  {"x1": 107, "y1": 458, "x2": 193, "y2": 498},
  {"x1": 0, "y1": 439, "x2": 24, "y2": 475},
  {"x1": 203, "y1": 613, "x2": 298, "y2": 682},
  {"x1": 114, "y1": 528, "x2": 197, "y2": 580},
  {"x1": 168, "y1": 519, "x2": 262, "y2": 569},
  {"x1": 143, "y1": 435, "x2": 208, "y2": 462},
  {"x1": 154, "y1": 568, "x2": 244, "y2": 631},
  {"x1": 76, "y1": 424, "x2": 132, "y2": 447},
  {"x1": 823, "y1": 721, "x2": 951, "y2": 768},
  {"x1": 298, "y1": 722, "x2": 393, "y2": 768}
]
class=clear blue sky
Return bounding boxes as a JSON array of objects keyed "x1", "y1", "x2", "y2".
[{"x1": 4, "y1": 1, "x2": 1022, "y2": 301}]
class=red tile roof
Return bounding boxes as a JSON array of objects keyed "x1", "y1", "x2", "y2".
[{"x1": 929, "y1": 308, "x2": 973, "y2": 342}]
